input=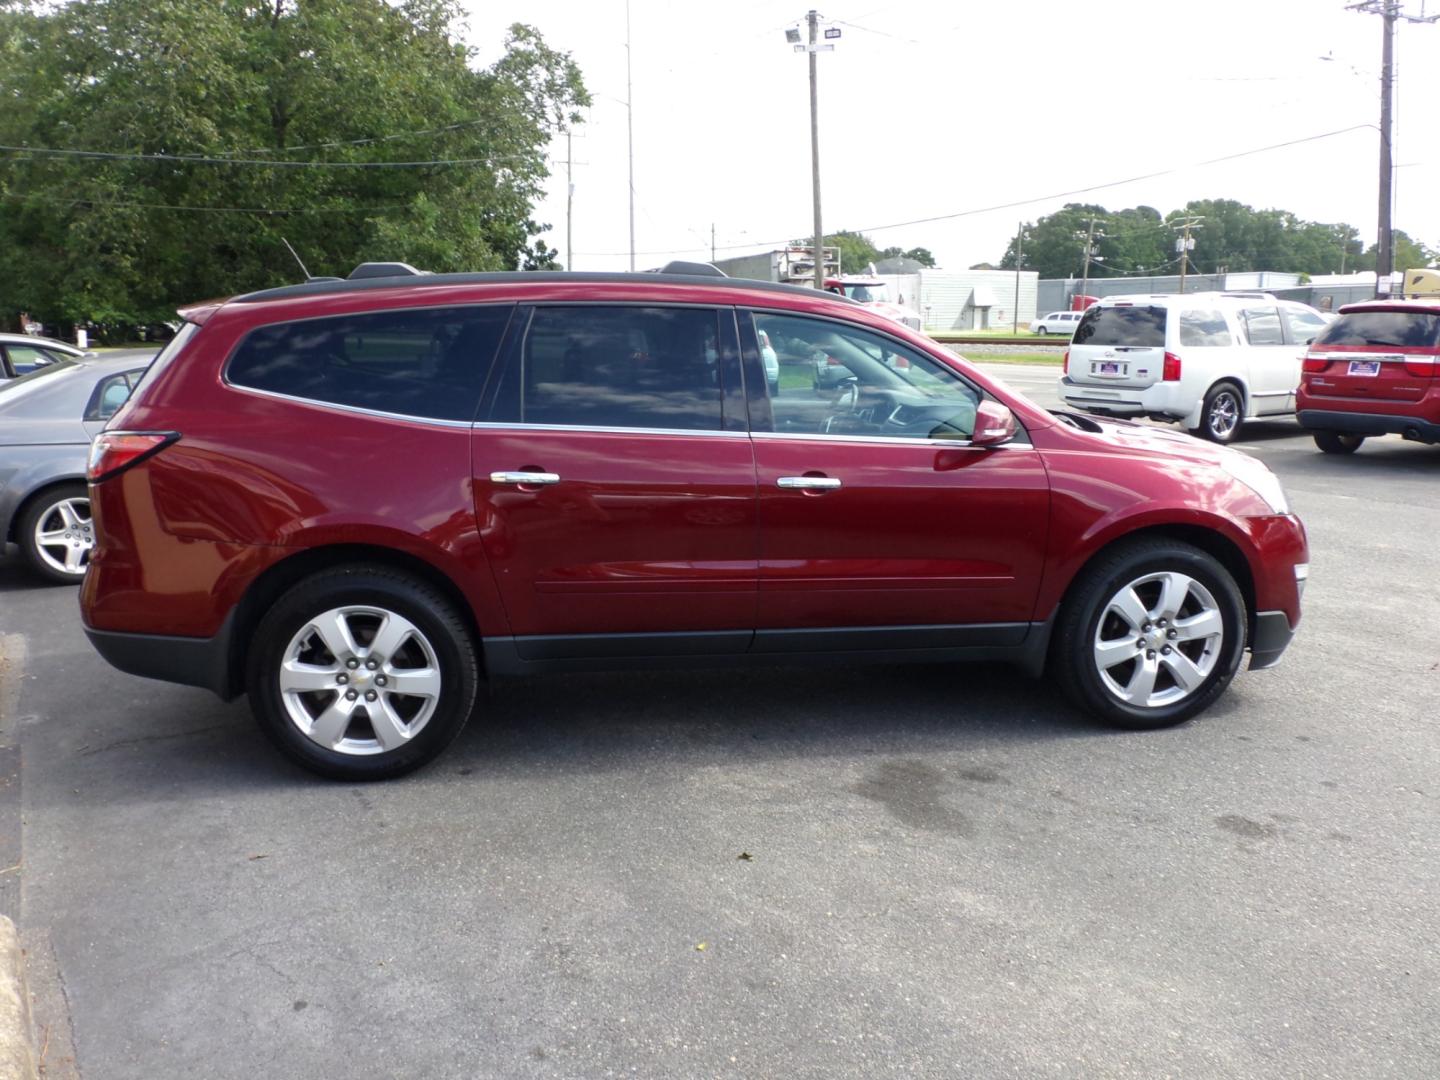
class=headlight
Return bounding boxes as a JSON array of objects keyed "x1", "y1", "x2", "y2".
[{"x1": 1219, "y1": 452, "x2": 1289, "y2": 515}]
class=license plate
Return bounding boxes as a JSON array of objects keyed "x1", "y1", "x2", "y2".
[
  {"x1": 1348, "y1": 360, "x2": 1380, "y2": 376},
  {"x1": 1093, "y1": 361, "x2": 1125, "y2": 376}
]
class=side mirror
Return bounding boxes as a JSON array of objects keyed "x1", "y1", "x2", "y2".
[{"x1": 970, "y1": 400, "x2": 1017, "y2": 447}]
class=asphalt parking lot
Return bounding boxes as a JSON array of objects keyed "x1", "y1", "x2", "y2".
[{"x1": 1, "y1": 363, "x2": 1437, "y2": 1079}]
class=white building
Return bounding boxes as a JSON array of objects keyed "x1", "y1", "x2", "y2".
[{"x1": 877, "y1": 269, "x2": 1038, "y2": 332}]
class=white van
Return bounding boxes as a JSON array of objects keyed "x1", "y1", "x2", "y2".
[{"x1": 1057, "y1": 293, "x2": 1330, "y2": 443}]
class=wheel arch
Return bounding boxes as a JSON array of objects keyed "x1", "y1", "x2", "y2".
[
  {"x1": 1044, "y1": 522, "x2": 1258, "y2": 666},
  {"x1": 7, "y1": 475, "x2": 87, "y2": 544},
  {"x1": 222, "y1": 543, "x2": 488, "y2": 699}
]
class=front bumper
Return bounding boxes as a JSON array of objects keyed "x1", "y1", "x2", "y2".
[{"x1": 1298, "y1": 409, "x2": 1440, "y2": 446}]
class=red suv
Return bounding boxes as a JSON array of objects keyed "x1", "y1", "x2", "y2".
[
  {"x1": 81, "y1": 264, "x2": 1308, "y2": 779},
  {"x1": 1297, "y1": 298, "x2": 1440, "y2": 453}
]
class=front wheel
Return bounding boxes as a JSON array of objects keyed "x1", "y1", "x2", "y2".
[
  {"x1": 1052, "y1": 539, "x2": 1246, "y2": 730},
  {"x1": 1034, "y1": 326, "x2": 1048, "y2": 336},
  {"x1": 1313, "y1": 431, "x2": 1364, "y2": 455},
  {"x1": 246, "y1": 565, "x2": 480, "y2": 780},
  {"x1": 1193, "y1": 381, "x2": 1244, "y2": 444}
]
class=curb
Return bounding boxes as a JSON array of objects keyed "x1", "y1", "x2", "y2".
[{"x1": 0, "y1": 917, "x2": 35, "y2": 1080}]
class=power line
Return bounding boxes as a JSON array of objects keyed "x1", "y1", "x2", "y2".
[
  {"x1": 575, "y1": 123, "x2": 1375, "y2": 258},
  {"x1": 0, "y1": 144, "x2": 502, "y2": 168}
]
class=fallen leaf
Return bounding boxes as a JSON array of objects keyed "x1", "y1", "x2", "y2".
[
  {"x1": 737, "y1": 852, "x2": 753, "y2": 861},
  {"x1": 695, "y1": 942, "x2": 708, "y2": 951},
  {"x1": 248, "y1": 853, "x2": 269, "y2": 861}
]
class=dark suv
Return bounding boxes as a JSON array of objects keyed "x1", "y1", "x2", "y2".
[
  {"x1": 82, "y1": 264, "x2": 1308, "y2": 779},
  {"x1": 1297, "y1": 298, "x2": 1440, "y2": 453}
]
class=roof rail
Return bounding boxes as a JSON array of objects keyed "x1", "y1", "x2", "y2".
[{"x1": 348, "y1": 261, "x2": 429, "y2": 280}]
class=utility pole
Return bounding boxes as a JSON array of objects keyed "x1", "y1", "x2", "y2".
[
  {"x1": 565, "y1": 130, "x2": 574, "y2": 271},
  {"x1": 711, "y1": 222, "x2": 716, "y2": 263},
  {"x1": 807, "y1": 9, "x2": 823, "y2": 291},
  {"x1": 1172, "y1": 216, "x2": 1202, "y2": 293},
  {"x1": 625, "y1": 0, "x2": 635, "y2": 271},
  {"x1": 1012, "y1": 222, "x2": 1024, "y2": 333},
  {"x1": 1347, "y1": 0, "x2": 1437, "y2": 295},
  {"x1": 1078, "y1": 218, "x2": 1103, "y2": 306}
]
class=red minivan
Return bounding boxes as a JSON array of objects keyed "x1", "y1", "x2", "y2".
[{"x1": 82, "y1": 264, "x2": 1308, "y2": 779}]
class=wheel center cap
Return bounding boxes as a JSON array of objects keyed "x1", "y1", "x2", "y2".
[{"x1": 353, "y1": 670, "x2": 371, "y2": 687}]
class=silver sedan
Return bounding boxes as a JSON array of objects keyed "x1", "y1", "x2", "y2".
[{"x1": 0, "y1": 353, "x2": 151, "y2": 583}]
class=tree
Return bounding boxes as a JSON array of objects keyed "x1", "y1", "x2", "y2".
[
  {"x1": 880, "y1": 245, "x2": 937, "y2": 268},
  {"x1": 1353, "y1": 230, "x2": 1437, "y2": 274},
  {"x1": 0, "y1": 0, "x2": 589, "y2": 330}
]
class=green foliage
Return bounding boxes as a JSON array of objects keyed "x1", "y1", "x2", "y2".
[
  {"x1": 790, "y1": 230, "x2": 882, "y2": 274},
  {"x1": 1001, "y1": 199, "x2": 1432, "y2": 280},
  {"x1": 0, "y1": 0, "x2": 588, "y2": 328},
  {"x1": 880, "y1": 245, "x2": 936, "y2": 268}
]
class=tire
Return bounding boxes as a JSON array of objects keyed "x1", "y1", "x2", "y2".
[
  {"x1": 245, "y1": 565, "x2": 480, "y2": 780},
  {"x1": 17, "y1": 482, "x2": 94, "y2": 585},
  {"x1": 1193, "y1": 381, "x2": 1244, "y2": 444},
  {"x1": 1034, "y1": 326, "x2": 1048, "y2": 336},
  {"x1": 1052, "y1": 539, "x2": 1247, "y2": 731},
  {"x1": 1313, "y1": 431, "x2": 1364, "y2": 455}
]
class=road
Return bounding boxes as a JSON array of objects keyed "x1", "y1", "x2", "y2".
[{"x1": 2, "y1": 371, "x2": 1438, "y2": 1078}]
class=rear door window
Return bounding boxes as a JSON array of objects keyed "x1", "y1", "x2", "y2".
[
  {"x1": 1178, "y1": 310, "x2": 1233, "y2": 347},
  {"x1": 1072, "y1": 306, "x2": 1167, "y2": 347},
  {"x1": 1282, "y1": 307, "x2": 1329, "y2": 345},
  {"x1": 1239, "y1": 307, "x2": 1284, "y2": 345},
  {"x1": 1314, "y1": 311, "x2": 1440, "y2": 348},
  {"x1": 227, "y1": 305, "x2": 513, "y2": 422},
  {"x1": 491, "y1": 306, "x2": 726, "y2": 431}
]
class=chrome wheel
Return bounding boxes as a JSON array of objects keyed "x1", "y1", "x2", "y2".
[
  {"x1": 1205, "y1": 390, "x2": 1240, "y2": 441},
  {"x1": 278, "y1": 606, "x2": 443, "y2": 756},
  {"x1": 1092, "y1": 570, "x2": 1224, "y2": 709},
  {"x1": 32, "y1": 496, "x2": 94, "y2": 577}
]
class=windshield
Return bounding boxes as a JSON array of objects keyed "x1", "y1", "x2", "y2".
[
  {"x1": 839, "y1": 283, "x2": 889, "y2": 303},
  {"x1": 0, "y1": 358, "x2": 77, "y2": 396}
]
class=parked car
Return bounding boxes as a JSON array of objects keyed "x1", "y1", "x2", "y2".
[
  {"x1": 1030, "y1": 311, "x2": 1083, "y2": 336},
  {"x1": 1058, "y1": 293, "x2": 1332, "y2": 443},
  {"x1": 1, "y1": 355, "x2": 148, "y2": 582},
  {"x1": 1297, "y1": 298, "x2": 1440, "y2": 453},
  {"x1": 82, "y1": 263, "x2": 1308, "y2": 780},
  {"x1": 0, "y1": 333, "x2": 85, "y2": 380}
]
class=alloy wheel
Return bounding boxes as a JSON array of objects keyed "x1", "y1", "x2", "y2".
[
  {"x1": 1092, "y1": 570, "x2": 1224, "y2": 709},
  {"x1": 32, "y1": 496, "x2": 94, "y2": 577}
]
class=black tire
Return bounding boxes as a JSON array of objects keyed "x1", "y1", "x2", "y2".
[
  {"x1": 1313, "y1": 431, "x2": 1364, "y2": 455},
  {"x1": 1034, "y1": 326, "x2": 1048, "y2": 336},
  {"x1": 1193, "y1": 381, "x2": 1244, "y2": 444},
  {"x1": 1051, "y1": 539, "x2": 1247, "y2": 731},
  {"x1": 16, "y1": 482, "x2": 93, "y2": 585},
  {"x1": 245, "y1": 565, "x2": 479, "y2": 780}
]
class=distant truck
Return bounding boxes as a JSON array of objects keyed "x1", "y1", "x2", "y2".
[
  {"x1": 822, "y1": 274, "x2": 923, "y2": 331},
  {"x1": 712, "y1": 246, "x2": 841, "y2": 287}
]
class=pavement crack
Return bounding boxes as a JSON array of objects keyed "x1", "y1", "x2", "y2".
[{"x1": 76, "y1": 723, "x2": 232, "y2": 757}]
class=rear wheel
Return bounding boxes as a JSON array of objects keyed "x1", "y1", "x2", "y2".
[
  {"x1": 17, "y1": 483, "x2": 94, "y2": 585},
  {"x1": 1194, "y1": 381, "x2": 1243, "y2": 444},
  {"x1": 1053, "y1": 539, "x2": 1246, "y2": 730},
  {"x1": 246, "y1": 565, "x2": 479, "y2": 780},
  {"x1": 1034, "y1": 326, "x2": 1048, "y2": 336},
  {"x1": 1313, "y1": 431, "x2": 1364, "y2": 455}
]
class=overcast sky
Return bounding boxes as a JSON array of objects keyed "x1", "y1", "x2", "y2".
[{"x1": 463, "y1": 0, "x2": 1440, "y2": 274}]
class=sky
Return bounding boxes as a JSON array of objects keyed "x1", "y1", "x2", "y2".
[{"x1": 462, "y1": 0, "x2": 1440, "y2": 274}]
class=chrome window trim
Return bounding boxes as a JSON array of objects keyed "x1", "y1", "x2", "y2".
[
  {"x1": 470, "y1": 420, "x2": 750, "y2": 439},
  {"x1": 751, "y1": 430, "x2": 1034, "y2": 450},
  {"x1": 219, "y1": 380, "x2": 476, "y2": 429}
]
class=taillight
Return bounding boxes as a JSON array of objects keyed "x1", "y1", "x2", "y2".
[
  {"x1": 1162, "y1": 352, "x2": 1182, "y2": 381},
  {"x1": 1302, "y1": 354, "x2": 1329, "y2": 374},
  {"x1": 1403, "y1": 357, "x2": 1436, "y2": 378},
  {"x1": 87, "y1": 432, "x2": 179, "y2": 483},
  {"x1": 1062, "y1": 349, "x2": 1069, "y2": 375}
]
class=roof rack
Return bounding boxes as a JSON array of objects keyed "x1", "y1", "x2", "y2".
[
  {"x1": 646, "y1": 260, "x2": 727, "y2": 278},
  {"x1": 348, "y1": 261, "x2": 430, "y2": 280}
]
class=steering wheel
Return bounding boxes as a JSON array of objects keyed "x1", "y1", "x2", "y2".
[{"x1": 819, "y1": 378, "x2": 861, "y2": 433}]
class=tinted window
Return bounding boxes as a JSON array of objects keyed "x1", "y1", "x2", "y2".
[
  {"x1": 502, "y1": 306, "x2": 724, "y2": 431},
  {"x1": 753, "y1": 312, "x2": 983, "y2": 441},
  {"x1": 1239, "y1": 307, "x2": 1284, "y2": 345},
  {"x1": 85, "y1": 369, "x2": 145, "y2": 421},
  {"x1": 228, "y1": 306, "x2": 512, "y2": 422},
  {"x1": 1178, "y1": 310, "x2": 1233, "y2": 347},
  {"x1": 1283, "y1": 308, "x2": 1329, "y2": 345},
  {"x1": 1072, "y1": 306, "x2": 1166, "y2": 347},
  {"x1": 1315, "y1": 311, "x2": 1440, "y2": 348}
]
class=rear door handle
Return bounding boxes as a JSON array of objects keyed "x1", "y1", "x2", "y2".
[
  {"x1": 490, "y1": 471, "x2": 561, "y2": 486},
  {"x1": 776, "y1": 476, "x2": 842, "y2": 491}
]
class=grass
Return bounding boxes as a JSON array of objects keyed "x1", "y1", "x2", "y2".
[{"x1": 956, "y1": 351, "x2": 1064, "y2": 366}]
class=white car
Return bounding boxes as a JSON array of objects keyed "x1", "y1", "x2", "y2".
[
  {"x1": 1057, "y1": 293, "x2": 1331, "y2": 443},
  {"x1": 1030, "y1": 311, "x2": 1084, "y2": 336},
  {"x1": 0, "y1": 334, "x2": 85, "y2": 381}
]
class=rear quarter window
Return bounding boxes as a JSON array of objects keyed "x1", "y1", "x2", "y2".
[
  {"x1": 1072, "y1": 306, "x2": 1166, "y2": 347},
  {"x1": 1178, "y1": 310, "x2": 1233, "y2": 347},
  {"x1": 1315, "y1": 311, "x2": 1440, "y2": 348},
  {"x1": 227, "y1": 305, "x2": 513, "y2": 422}
]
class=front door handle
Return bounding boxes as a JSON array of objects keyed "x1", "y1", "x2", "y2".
[
  {"x1": 777, "y1": 475, "x2": 842, "y2": 491},
  {"x1": 490, "y1": 471, "x2": 562, "y2": 486}
]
